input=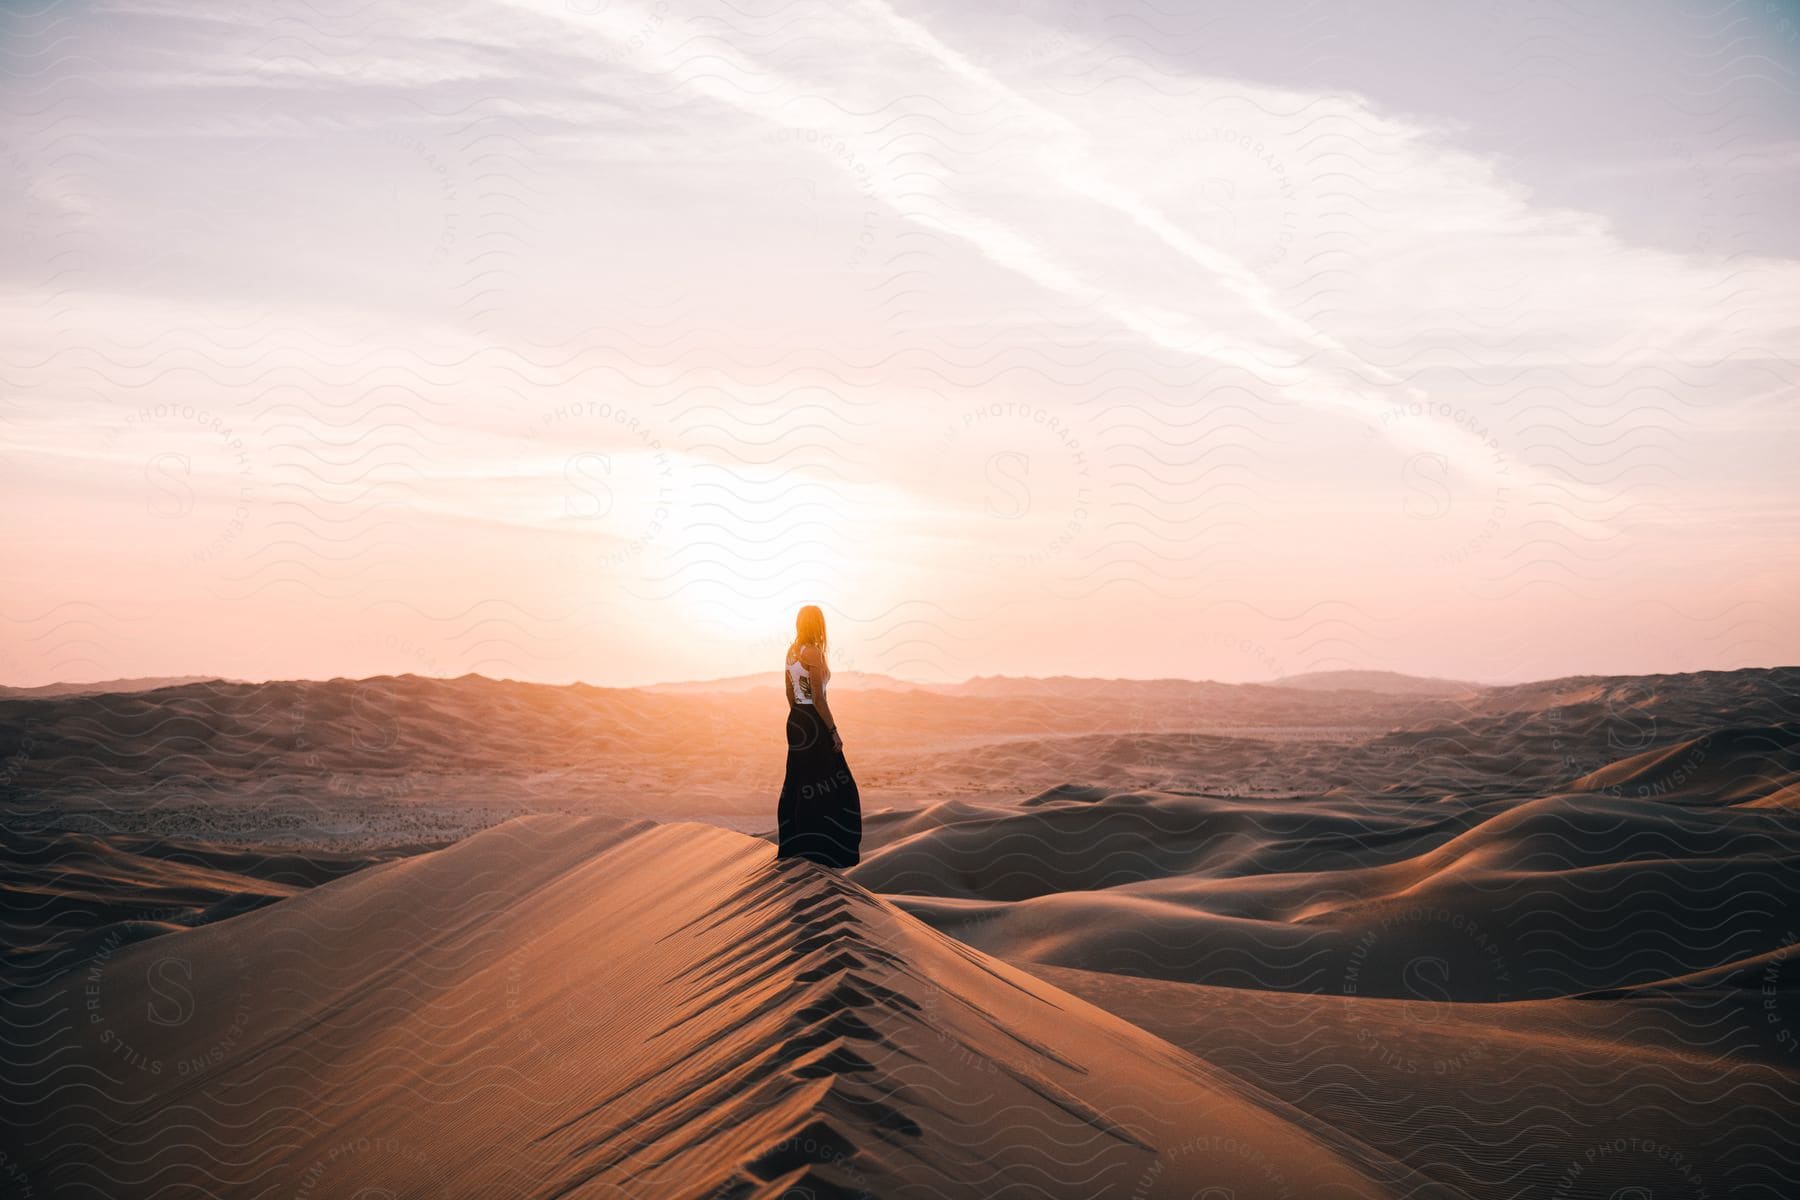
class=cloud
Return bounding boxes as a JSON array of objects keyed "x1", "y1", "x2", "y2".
[{"x1": 485, "y1": 0, "x2": 1797, "y2": 520}]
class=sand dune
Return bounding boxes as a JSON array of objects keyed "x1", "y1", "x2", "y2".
[
  {"x1": 1469, "y1": 667, "x2": 1800, "y2": 722},
  {"x1": 1027, "y1": 964, "x2": 1796, "y2": 1199},
  {"x1": 0, "y1": 676, "x2": 224, "y2": 700},
  {"x1": 643, "y1": 670, "x2": 925, "y2": 695},
  {"x1": 1569, "y1": 723, "x2": 1800, "y2": 806},
  {"x1": 3, "y1": 665, "x2": 1796, "y2": 1196},
  {"x1": 865, "y1": 785, "x2": 1799, "y2": 999},
  {"x1": 0, "y1": 829, "x2": 420, "y2": 989},
  {"x1": 1258, "y1": 670, "x2": 1481, "y2": 696},
  {"x1": 1, "y1": 815, "x2": 1408, "y2": 1199}
]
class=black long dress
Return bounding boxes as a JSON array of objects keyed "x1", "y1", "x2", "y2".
[{"x1": 776, "y1": 660, "x2": 861, "y2": 868}]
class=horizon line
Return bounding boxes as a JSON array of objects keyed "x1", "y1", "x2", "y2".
[{"x1": 5, "y1": 663, "x2": 1796, "y2": 696}]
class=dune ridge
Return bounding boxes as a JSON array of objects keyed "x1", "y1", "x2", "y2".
[
  {"x1": 1, "y1": 815, "x2": 1410, "y2": 1199},
  {"x1": 862, "y1": 785, "x2": 1799, "y2": 999}
]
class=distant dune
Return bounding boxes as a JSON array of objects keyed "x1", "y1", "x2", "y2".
[
  {"x1": 1569, "y1": 723, "x2": 1800, "y2": 806},
  {"x1": 643, "y1": 669, "x2": 1485, "y2": 700},
  {"x1": 0, "y1": 675, "x2": 223, "y2": 699},
  {"x1": 642, "y1": 669, "x2": 926, "y2": 694},
  {"x1": 1259, "y1": 669, "x2": 1482, "y2": 695},
  {"x1": 0, "y1": 668, "x2": 1489, "y2": 844},
  {"x1": 940, "y1": 674, "x2": 1246, "y2": 698},
  {"x1": 5, "y1": 667, "x2": 1795, "y2": 845}
]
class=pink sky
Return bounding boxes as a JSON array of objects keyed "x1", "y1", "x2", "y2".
[{"x1": 3, "y1": 0, "x2": 1798, "y2": 688}]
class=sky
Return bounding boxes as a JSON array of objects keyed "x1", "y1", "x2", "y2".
[{"x1": 2, "y1": 0, "x2": 1798, "y2": 688}]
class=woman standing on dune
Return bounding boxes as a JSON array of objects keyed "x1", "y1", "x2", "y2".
[{"x1": 776, "y1": 605, "x2": 862, "y2": 867}]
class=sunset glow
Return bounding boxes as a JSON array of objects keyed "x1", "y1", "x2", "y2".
[{"x1": 4, "y1": 0, "x2": 1797, "y2": 687}]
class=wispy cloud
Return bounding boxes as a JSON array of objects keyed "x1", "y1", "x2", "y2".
[{"x1": 2, "y1": 0, "x2": 1795, "y2": 684}]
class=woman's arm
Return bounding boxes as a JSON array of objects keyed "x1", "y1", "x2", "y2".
[{"x1": 800, "y1": 645, "x2": 843, "y2": 751}]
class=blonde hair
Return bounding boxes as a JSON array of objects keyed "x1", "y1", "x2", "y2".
[{"x1": 792, "y1": 605, "x2": 828, "y2": 656}]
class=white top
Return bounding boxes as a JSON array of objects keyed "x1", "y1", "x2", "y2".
[{"x1": 786, "y1": 648, "x2": 827, "y2": 706}]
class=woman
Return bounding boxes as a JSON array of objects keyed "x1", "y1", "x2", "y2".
[{"x1": 776, "y1": 605, "x2": 862, "y2": 867}]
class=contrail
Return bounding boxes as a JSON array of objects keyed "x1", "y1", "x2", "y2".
[
  {"x1": 500, "y1": 0, "x2": 1564, "y2": 504},
  {"x1": 845, "y1": 0, "x2": 1541, "y2": 492}
]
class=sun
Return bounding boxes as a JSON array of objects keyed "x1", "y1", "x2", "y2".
[{"x1": 655, "y1": 505, "x2": 862, "y2": 648}]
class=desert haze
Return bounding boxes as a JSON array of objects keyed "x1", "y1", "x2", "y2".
[{"x1": 2, "y1": 667, "x2": 1795, "y2": 1197}]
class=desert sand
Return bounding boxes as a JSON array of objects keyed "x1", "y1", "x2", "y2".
[
  {"x1": 2, "y1": 667, "x2": 1796, "y2": 1197},
  {"x1": 2, "y1": 816, "x2": 1417, "y2": 1197}
]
